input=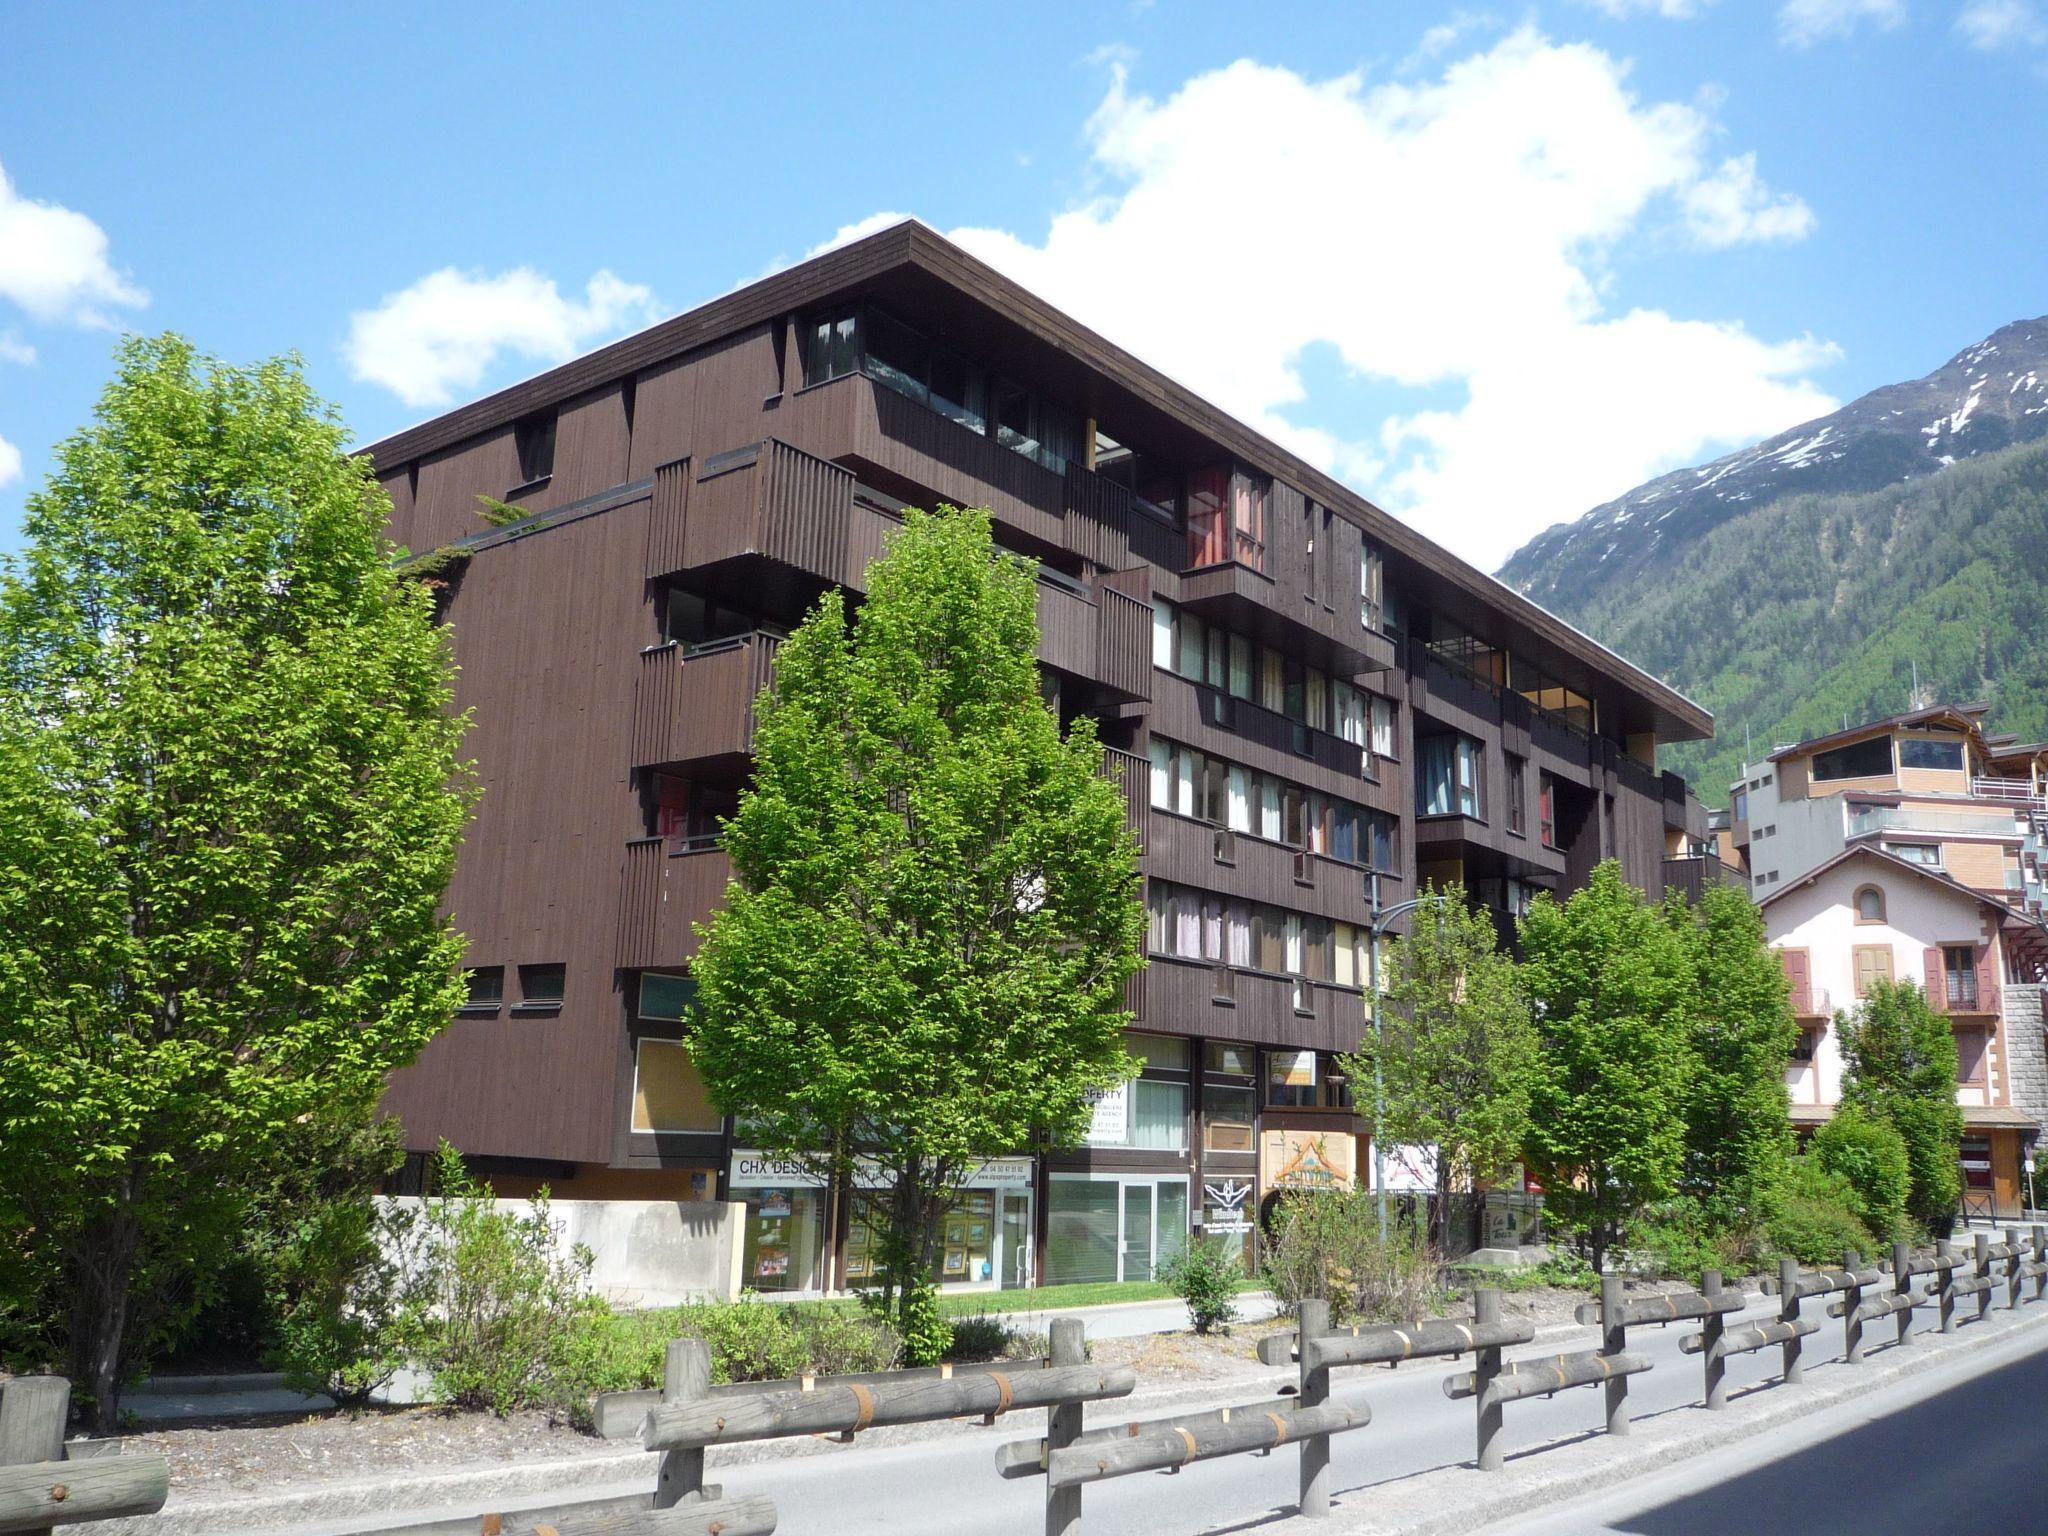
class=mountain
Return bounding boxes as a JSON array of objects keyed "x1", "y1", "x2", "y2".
[
  {"x1": 1495, "y1": 318, "x2": 2048, "y2": 802},
  {"x1": 1501, "y1": 317, "x2": 2048, "y2": 615}
]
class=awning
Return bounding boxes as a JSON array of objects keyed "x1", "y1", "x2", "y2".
[{"x1": 1962, "y1": 1105, "x2": 2041, "y2": 1131}]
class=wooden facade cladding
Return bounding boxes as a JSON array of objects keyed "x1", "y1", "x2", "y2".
[
  {"x1": 1146, "y1": 669, "x2": 1400, "y2": 817},
  {"x1": 681, "y1": 438, "x2": 856, "y2": 577},
  {"x1": 645, "y1": 456, "x2": 691, "y2": 578},
  {"x1": 616, "y1": 838, "x2": 734, "y2": 971},
  {"x1": 1102, "y1": 745, "x2": 1149, "y2": 847},
  {"x1": 1062, "y1": 459, "x2": 1132, "y2": 568},
  {"x1": 1144, "y1": 812, "x2": 1375, "y2": 926},
  {"x1": 1138, "y1": 954, "x2": 1365, "y2": 1053},
  {"x1": 1095, "y1": 585, "x2": 1153, "y2": 701},
  {"x1": 1177, "y1": 559, "x2": 1395, "y2": 682},
  {"x1": 631, "y1": 633, "x2": 782, "y2": 771}
]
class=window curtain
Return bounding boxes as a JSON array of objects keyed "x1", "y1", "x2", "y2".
[
  {"x1": 1152, "y1": 602, "x2": 1174, "y2": 669},
  {"x1": 1258, "y1": 779, "x2": 1282, "y2": 841},
  {"x1": 1131, "y1": 1082, "x2": 1187, "y2": 1150},
  {"x1": 1149, "y1": 738, "x2": 1172, "y2": 810},
  {"x1": 1178, "y1": 611, "x2": 1205, "y2": 681},
  {"x1": 1200, "y1": 895, "x2": 1226, "y2": 962},
  {"x1": 1173, "y1": 888, "x2": 1201, "y2": 957},
  {"x1": 1261, "y1": 652, "x2": 1285, "y2": 714},
  {"x1": 1226, "y1": 902, "x2": 1252, "y2": 968},
  {"x1": 1371, "y1": 697, "x2": 1395, "y2": 757},
  {"x1": 1419, "y1": 736, "x2": 1456, "y2": 817},
  {"x1": 1186, "y1": 466, "x2": 1231, "y2": 568},
  {"x1": 1174, "y1": 748, "x2": 1196, "y2": 818},
  {"x1": 1228, "y1": 766, "x2": 1251, "y2": 833},
  {"x1": 1229, "y1": 635, "x2": 1253, "y2": 700}
]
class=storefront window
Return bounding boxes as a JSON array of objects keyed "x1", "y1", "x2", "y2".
[
  {"x1": 1202, "y1": 1041, "x2": 1257, "y2": 1154},
  {"x1": 1046, "y1": 1175, "x2": 1189, "y2": 1285},
  {"x1": 1266, "y1": 1049, "x2": 1350, "y2": 1109},
  {"x1": 738, "y1": 1184, "x2": 827, "y2": 1294}
]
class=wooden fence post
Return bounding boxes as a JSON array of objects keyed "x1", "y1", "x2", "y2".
[
  {"x1": 1935, "y1": 1241, "x2": 1957, "y2": 1334},
  {"x1": 1974, "y1": 1232, "x2": 1994, "y2": 1324},
  {"x1": 1473, "y1": 1289, "x2": 1505, "y2": 1472},
  {"x1": 1297, "y1": 1298, "x2": 1331, "y2": 1517},
  {"x1": 2034, "y1": 1226, "x2": 2047, "y2": 1301},
  {"x1": 0, "y1": 1376, "x2": 70, "y2": 1536},
  {"x1": 2005, "y1": 1229, "x2": 2024, "y2": 1310},
  {"x1": 1840, "y1": 1250, "x2": 1864, "y2": 1362},
  {"x1": 654, "y1": 1338, "x2": 711, "y2": 1510},
  {"x1": 1891, "y1": 1242, "x2": 1913, "y2": 1346},
  {"x1": 1699, "y1": 1270, "x2": 1727, "y2": 1409},
  {"x1": 1777, "y1": 1259, "x2": 1803, "y2": 1384},
  {"x1": 1046, "y1": 1317, "x2": 1084, "y2": 1536},
  {"x1": 1599, "y1": 1274, "x2": 1629, "y2": 1436}
]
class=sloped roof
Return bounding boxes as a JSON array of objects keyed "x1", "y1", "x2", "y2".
[{"x1": 1768, "y1": 704, "x2": 1990, "y2": 766}]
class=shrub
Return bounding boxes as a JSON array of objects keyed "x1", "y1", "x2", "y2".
[
  {"x1": 266, "y1": 1196, "x2": 430, "y2": 1408},
  {"x1": 1157, "y1": 1237, "x2": 1242, "y2": 1335},
  {"x1": 890, "y1": 1278, "x2": 953, "y2": 1368},
  {"x1": 1810, "y1": 1105, "x2": 1911, "y2": 1244},
  {"x1": 1264, "y1": 1189, "x2": 1444, "y2": 1326},
  {"x1": 411, "y1": 1143, "x2": 606, "y2": 1416},
  {"x1": 1624, "y1": 1198, "x2": 1739, "y2": 1284},
  {"x1": 1767, "y1": 1159, "x2": 1875, "y2": 1266}
]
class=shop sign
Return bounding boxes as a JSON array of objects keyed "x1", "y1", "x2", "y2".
[
  {"x1": 731, "y1": 1151, "x2": 1035, "y2": 1191},
  {"x1": 1379, "y1": 1143, "x2": 1437, "y2": 1194},
  {"x1": 1085, "y1": 1083, "x2": 1130, "y2": 1146},
  {"x1": 1261, "y1": 1129, "x2": 1355, "y2": 1192},
  {"x1": 1201, "y1": 1177, "x2": 1254, "y2": 1234}
]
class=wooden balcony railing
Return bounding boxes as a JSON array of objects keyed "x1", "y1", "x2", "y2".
[
  {"x1": 631, "y1": 631, "x2": 783, "y2": 770},
  {"x1": 1101, "y1": 746, "x2": 1148, "y2": 848},
  {"x1": 1096, "y1": 586, "x2": 1153, "y2": 701},
  {"x1": 645, "y1": 440, "x2": 856, "y2": 582},
  {"x1": 616, "y1": 836, "x2": 735, "y2": 970}
]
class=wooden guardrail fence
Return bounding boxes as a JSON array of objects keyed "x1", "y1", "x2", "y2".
[{"x1": 0, "y1": 1377, "x2": 168, "y2": 1535}]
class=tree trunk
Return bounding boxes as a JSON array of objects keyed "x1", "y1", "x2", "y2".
[
  {"x1": 1433, "y1": 1158, "x2": 1453, "y2": 1256},
  {"x1": 69, "y1": 1199, "x2": 140, "y2": 1435}
]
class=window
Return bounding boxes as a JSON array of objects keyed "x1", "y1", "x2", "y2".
[
  {"x1": 1369, "y1": 695, "x2": 1396, "y2": 759},
  {"x1": 1265, "y1": 1049, "x2": 1350, "y2": 1110},
  {"x1": 1539, "y1": 773, "x2": 1558, "y2": 849},
  {"x1": 1812, "y1": 736, "x2": 1894, "y2": 782},
  {"x1": 1418, "y1": 733, "x2": 1483, "y2": 819},
  {"x1": 630, "y1": 1039, "x2": 723, "y2": 1134},
  {"x1": 1790, "y1": 1026, "x2": 1820, "y2": 1063},
  {"x1": 1943, "y1": 945, "x2": 1980, "y2": 1011},
  {"x1": 1124, "y1": 1035, "x2": 1190, "y2": 1152},
  {"x1": 1149, "y1": 737, "x2": 1386, "y2": 866},
  {"x1": 460, "y1": 965, "x2": 503, "y2": 1015},
  {"x1": 515, "y1": 962, "x2": 566, "y2": 1011},
  {"x1": 1202, "y1": 1043, "x2": 1257, "y2": 1154},
  {"x1": 1853, "y1": 884, "x2": 1886, "y2": 924},
  {"x1": 1733, "y1": 789, "x2": 1748, "y2": 821},
  {"x1": 1230, "y1": 472, "x2": 1268, "y2": 571},
  {"x1": 513, "y1": 411, "x2": 556, "y2": 485},
  {"x1": 1506, "y1": 754, "x2": 1527, "y2": 836},
  {"x1": 637, "y1": 972, "x2": 697, "y2": 1021},
  {"x1": 1851, "y1": 944, "x2": 1893, "y2": 998},
  {"x1": 806, "y1": 311, "x2": 859, "y2": 384},
  {"x1": 1955, "y1": 1026, "x2": 1989, "y2": 1083},
  {"x1": 1361, "y1": 542, "x2": 1385, "y2": 631},
  {"x1": 1892, "y1": 842, "x2": 1943, "y2": 867},
  {"x1": 1898, "y1": 738, "x2": 1966, "y2": 772},
  {"x1": 1146, "y1": 881, "x2": 1367, "y2": 984}
]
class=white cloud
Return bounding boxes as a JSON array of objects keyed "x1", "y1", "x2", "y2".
[
  {"x1": 0, "y1": 160, "x2": 147, "y2": 328},
  {"x1": 0, "y1": 432, "x2": 21, "y2": 488},
  {"x1": 1955, "y1": 0, "x2": 2048, "y2": 47},
  {"x1": 1582, "y1": 0, "x2": 1708, "y2": 17},
  {"x1": 802, "y1": 211, "x2": 919, "y2": 263},
  {"x1": 914, "y1": 33, "x2": 1832, "y2": 570},
  {"x1": 344, "y1": 267, "x2": 660, "y2": 408},
  {"x1": 1681, "y1": 153, "x2": 1818, "y2": 245},
  {"x1": 1777, "y1": 0, "x2": 1907, "y2": 47},
  {"x1": 0, "y1": 331, "x2": 35, "y2": 366}
]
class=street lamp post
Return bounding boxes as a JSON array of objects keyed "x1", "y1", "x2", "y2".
[{"x1": 1364, "y1": 873, "x2": 1453, "y2": 1240}]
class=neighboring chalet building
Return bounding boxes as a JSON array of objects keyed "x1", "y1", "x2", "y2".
[
  {"x1": 1737, "y1": 707, "x2": 2048, "y2": 1219},
  {"x1": 366, "y1": 220, "x2": 1712, "y2": 1298},
  {"x1": 1762, "y1": 845, "x2": 2048, "y2": 1219}
]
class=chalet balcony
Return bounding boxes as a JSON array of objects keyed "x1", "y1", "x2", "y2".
[
  {"x1": 1133, "y1": 953, "x2": 1366, "y2": 1054},
  {"x1": 1661, "y1": 853, "x2": 1748, "y2": 904},
  {"x1": 1143, "y1": 812, "x2": 1375, "y2": 926},
  {"x1": 644, "y1": 438, "x2": 862, "y2": 585},
  {"x1": 616, "y1": 835, "x2": 734, "y2": 970},
  {"x1": 631, "y1": 631, "x2": 782, "y2": 773},
  {"x1": 775, "y1": 370, "x2": 1136, "y2": 569},
  {"x1": 1177, "y1": 558, "x2": 1394, "y2": 682}
]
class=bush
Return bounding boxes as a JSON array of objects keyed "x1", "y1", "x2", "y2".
[
  {"x1": 411, "y1": 1143, "x2": 607, "y2": 1416},
  {"x1": 1624, "y1": 1198, "x2": 1740, "y2": 1283},
  {"x1": 1157, "y1": 1237, "x2": 1242, "y2": 1335},
  {"x1": 942, "y1": 1312, "x2": 1046, "y2": 1363},
  {"x1": 266, "y1": 1196, "x2": 429, "y2": 1408},
  {"x1": 1810, "y1": 1106, "x2": 1911, "y2": 1244},
  {"x1": 1264, "y1": 1190, "x2": 1444, "y2": 1326},
  {"x1": 1767, "y1": 1159, "x2": 1876, "y2": 1266}
]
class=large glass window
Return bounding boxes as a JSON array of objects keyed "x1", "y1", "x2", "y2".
[
  {"x1": 806, "y1": 311, "x2": 859, "y2": 384},
  {"x1": 1202, "y1": 1043, "x2": 1257, "y2": 1154},
  {"x1": 1813, "y1": 735, "x2": 1894, "y2": 782},
  {"x1": 631, "y1": 1039, "x2": 722, "y2": 1134},
  {"x1": 1148, "y1": 882, "x2": 1366, "y2": 985},
  {"x1": 1899, "y1": 738, "x2": 1966, "y2": 772},
  {"x1": 1418, "y1": 733, "x2": 1483, "y2": 818},
  {"x1": 1369, "y1": 695, "x2": 1396, "y2": 759},
  {"x1": 740, "y1": 1185, "x2": 828, "y2": 1293},
  {"x1": 1266, "y1": 1049, "x2": 1351, "y2": 1109},
  {"x1": 1361, "y1": 542, "x2": 1385, "y2": 632}
]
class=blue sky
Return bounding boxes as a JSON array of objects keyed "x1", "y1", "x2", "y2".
[{"x1": 3, "y1": 0, "x2": 2044, "y2": 569}]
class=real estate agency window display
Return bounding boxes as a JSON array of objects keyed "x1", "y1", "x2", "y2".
[{"x1": 1043, "y1": 1034, "x2": 1194, "y2": 1285}]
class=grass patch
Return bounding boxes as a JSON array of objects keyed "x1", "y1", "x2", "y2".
[
  {"x1": 1446, "y1": 1256, "x2": 1599, "y2": 1295},
  {"x1": 934, "y1": 1277, "x2": 1261, "y2": 1317}
]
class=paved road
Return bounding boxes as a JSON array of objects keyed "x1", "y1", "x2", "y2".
[
  {"x1": 1492, "y1": 1317, "x2": 2048, "y2": 1536},
  {"x1": 718, "y1": 1293, "x2": 1841, "y2": 1536}
]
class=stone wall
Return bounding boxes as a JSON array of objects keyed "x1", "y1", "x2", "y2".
[{"x1": 2007, "y1": 983, "x2": 2048, "y2": 1146}]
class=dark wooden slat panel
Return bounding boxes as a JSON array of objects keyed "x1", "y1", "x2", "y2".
[
  {"x1": 1063, "y1": 460, "x2": 1132, "y2": 568},
  {"x1": 1096, "y1": 585, "x2": 1153, "y2": 701},
  {"x1": 646, "y1": 457, "x2": 692, "y2": 579}
]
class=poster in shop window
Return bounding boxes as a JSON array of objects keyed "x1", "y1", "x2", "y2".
[
  {"x1": 1085, "y1": 1082, "x2": 1130, "y2": 1146},
  {"x1": 1202, "y1": 1178, "x2": 1254, "y2": 1234}
]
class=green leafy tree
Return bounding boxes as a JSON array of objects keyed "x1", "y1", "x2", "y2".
[
  {"x1": 1666, "y1": 884, "x2": 1798, "y2": 1236},
  {"x1": 0, "y1": 336, "x2": 473, "y2": 1429},
  {"x1": 688, "y1": 506, "x2": 1144, "y2": 1345},
  {"x1": 1519, "y1": 861, "x2": 1694, "y2": 1271},
  {"x1": 1808, "y1": 1103, "x2": 1911, "y2": 1245},
  {"x1": 1343, "y1": 886, "x2": 1536, "y2": 1248},
  {"x1": 1838, "y1": 978, "x2": 1965, "y2": 1232}
]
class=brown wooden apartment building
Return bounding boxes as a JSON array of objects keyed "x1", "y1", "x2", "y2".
[{"x1": 368, "y1": 220, "x2": 1713, "y2": 1297}]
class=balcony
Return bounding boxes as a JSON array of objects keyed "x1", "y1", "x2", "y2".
[
  {"x1": 1134, "y1": 953, "x2": 1366, "y2": 1052},
  {"x1": 644, "y1": 439, "x2": 858, "y2": 584},
  {"x1": 1178, "y1": 559, "x2": 1394, "y2": 681},
  {"x1": 1847, "y1": 803, "x2": 2022, "y2": 840},
  {"x1": 1101, "y1": 746, "x2": 1149, "y2": 847},
  {"x1": 631, "y1": 632, "x2": 782, "y2": 772},
  {"x1": 1143, "y1": 811, "x2": 1375, "y2": 925},
  {"x1": 617, "y1": 836, "x2": 734, "y2": 970},
  {"x1": 1661, "y1": 853, "x2": 1748, "y2": 904}
]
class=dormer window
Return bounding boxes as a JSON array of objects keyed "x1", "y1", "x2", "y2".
[{"x1": 1813, "y1": 735, "x2": 1893, "y2": 782}]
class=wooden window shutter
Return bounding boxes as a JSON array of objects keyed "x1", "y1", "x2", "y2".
[
  {"x1": 1781, "y1": 949, "x2": 1812, "y2": 1015},
  {"x1": 1923, "y1": 946, "x2": 1946, "y2": 1011},
  {"x1": 1976, "y1": 943, "x2": 1999, "y2": 1016}
]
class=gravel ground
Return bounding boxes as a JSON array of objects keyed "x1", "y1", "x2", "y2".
[{"x1": 118, "y1": 1284, "x2": 1639, "y2": 1503}]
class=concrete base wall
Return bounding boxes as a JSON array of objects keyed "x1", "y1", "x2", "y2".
[{"x1": 383, "y1": 1196, "x2": 745, "y2": 1308}]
